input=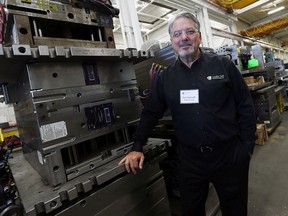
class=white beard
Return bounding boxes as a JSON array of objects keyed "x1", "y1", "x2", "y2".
[{"x1": 178, "y1": 46, "x2": 196, "y2": 61}]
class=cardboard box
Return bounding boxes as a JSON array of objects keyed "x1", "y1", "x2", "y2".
[
  {"x1": 244, "y1": 76, "x2": 254, "y2": 85},
  {"x1": 255, "y1": 124, "x2": 268, "y2": 145},
  {"x1": 244, "y1": 76, "x2": 265, "y2": 88}
]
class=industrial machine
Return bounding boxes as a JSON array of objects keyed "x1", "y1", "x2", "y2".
[{"x1": 0, "y1": 0, "x2": 172, "y2": 215}]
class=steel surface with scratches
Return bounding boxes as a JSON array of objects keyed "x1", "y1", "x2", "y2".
[{"x1": 0, "y1": 1, "x2": 170, "y2": 215}]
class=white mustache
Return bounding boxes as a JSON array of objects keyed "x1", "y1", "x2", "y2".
[{"x1": 179, "y1": 42, "x2": 193, "y2": 47}]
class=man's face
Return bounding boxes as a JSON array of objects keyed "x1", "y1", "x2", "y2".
[{"x1": 170, "y1": 17, "x2": 202, "y2": 58}]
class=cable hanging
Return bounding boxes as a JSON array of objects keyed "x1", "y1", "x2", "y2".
[{"x1": 140, "y1": 63, "x2": 165, "y2": 99}]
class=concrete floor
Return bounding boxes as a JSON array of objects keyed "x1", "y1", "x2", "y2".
[
  {"x1": 215, "y1": 110, "x2": 288, "y2": 216},
  {"x1": 247, "y1": 110, "x2": 288, "y2": 216}
]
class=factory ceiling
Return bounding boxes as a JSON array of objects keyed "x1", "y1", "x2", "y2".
[{"x1": 112, "y1": 0, "x2": 288, "y2": 48}]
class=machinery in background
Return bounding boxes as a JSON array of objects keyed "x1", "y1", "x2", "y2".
[
  {"x1": 0, "y1": 0, "x2": 172, "y2": 215},
  {"x1": 214, "y1": 44, "x2": 239, "y2": 66},
  {"x1": 214, "y1": 44, "x2": 283, "y2": 133},
  {"x1": 264, "y1": 48, "x2": 275, "y2": 63},
  {"x1": 0, "y1": 135, "x2": 22, "y2": 215}
]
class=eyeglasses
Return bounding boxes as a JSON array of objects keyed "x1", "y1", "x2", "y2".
[{"x1": 172, "y1": 28, "x2": 199, "y2": 38}]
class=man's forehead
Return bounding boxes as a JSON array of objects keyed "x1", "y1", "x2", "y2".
[{"x1": 172, "y1": 19, "x2": 196, "y2": 29}]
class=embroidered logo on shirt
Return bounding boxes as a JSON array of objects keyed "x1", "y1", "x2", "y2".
[{"x1": 207, "y1": 75, "x2": 224, "y2": 80}]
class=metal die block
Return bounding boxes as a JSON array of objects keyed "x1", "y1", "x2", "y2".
[
  {"x1": 30, "y1": 16, "x2": 114, "y2": 48},
  {"x1": 103, "y1": 27, "x2": 116, "y2": 48},
  {"x1": 45, "y1": 150, "x2": 68, "y2": 186},
  {"x1": 31, "y1": 80, "x2": 138, "y2": 110},
  {"x1": 22, "y1": 148, "x2": 67, "y2": 187},
  {"x1": 12, "y1": 44, "x2": 32, "y2": 56},
  {"x1": 63, "y1": 138, "x2": 169, "y2": 183},
  {"x1": 36, "y1": 96, "x2": 142, "y2": 148},
  {"x1": 125, "y1": 176, "x2": 171, "y2": 216},
  {"x1": 9, "y1": 139, "x2": 171, "y2": 216},
  {"x1": 43, "y1": 195, "x2": 63, "y2": 214},
  {"x1": 26, "y1": 62, "x2": 86, "y2": 90},
  {"x1": 0, "y1": 46, "x2": 153, "y2": 84},
  {"x1": 33, "y1": 37, "x2": 109, "y2": 49},
  {"x1": 9, "y1": 14, "x2": 34, "y2": 45},
  {"x1": 4, "y1": 0, "x2": 116, "y2": 48},
  {"x1": 5, "y1": 0, "x2": 114, "y2": 27},
  {"x1": 93, "y1": 61, "x2": 136, "y2": 84},
  {"x1": 89, "y1": 139, "x2": 170, "y2": 185},
  {"x1": 53, "y1": 163, "x2": 169, "y2": 216},
  {"x1": 25, "y1": 61, "x2": 136, "y2": 91}
]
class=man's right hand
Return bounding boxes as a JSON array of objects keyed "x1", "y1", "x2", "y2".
[{"x1": 118, "y1": 151, "x2": 145, "y2": 174}]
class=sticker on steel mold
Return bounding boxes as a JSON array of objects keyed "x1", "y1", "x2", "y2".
[{"x1": 40, "y1": 121, "x2": 68, "y2": 143}]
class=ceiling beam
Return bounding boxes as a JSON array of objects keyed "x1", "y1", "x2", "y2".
[
  {"x1": 273, "y1": 28, "x2": 288, "y2": 38},
  {"x1": 234, "y1": 0, "x2": 270, "y2": 14},
  {"x1": 212, "y1": 27, "x2": 287, "y2": 52},
  {"x1": 251, "y1": 10, "x2": 288, "y2": 27},
  {"x1": 240, "y1": 16, "x2": 288, "y2": 37}
]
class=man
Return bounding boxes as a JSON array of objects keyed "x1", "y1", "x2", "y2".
[{"x1": 119, "y1": 12, "x2": 256, "y2": 216}]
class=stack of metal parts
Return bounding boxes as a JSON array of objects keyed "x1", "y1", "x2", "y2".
[
  {"x1": 0, "y1": 1, "x2": 172, "y2": 215},
  {"x1": 252, "y1": 85, "x2": 282, "y2": 133}
]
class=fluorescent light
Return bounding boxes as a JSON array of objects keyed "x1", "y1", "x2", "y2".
[
  {"x1": 268, "y1": 6, "x2": 285, "y2": 15},
  {"x1": 140, "y1": 28, "x2": 149, "y2": 32}
]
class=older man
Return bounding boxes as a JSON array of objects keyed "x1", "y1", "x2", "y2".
[{"x1": 119, "y1": 12, "x2": 256, "y2": 216}]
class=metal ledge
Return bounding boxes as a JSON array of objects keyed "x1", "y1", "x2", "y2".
[{"x1": 0, "y1": 45, "x2": 154, "y2": 84}]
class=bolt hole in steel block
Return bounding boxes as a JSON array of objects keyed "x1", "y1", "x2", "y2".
[
  {"x1": 89, "y1": 164, "x2": 95, "y2": 170},
  {"x1": 53, "y1": 166, "x2": 60, "y2": 173},
  {"x1": 18, "y1": 46, "x2": 26, "y2": 53},
  {"x1": 50, "y1": 200, "x2": 58, "y2": 209},
  {"x1": 68, "y1": 13, "x2": 74, "y2": 19},
  {"x1": 74, "y1": 170, "x2": 79, "y2": 175},
  {"x1": 77, "y1": 93, "x2": 82, "y2": 98},
  {"x1": 52, "y1": 73, "x2": 58, "y2": 78},
  {"x1": 19, "y1": 27, "x2": 28, "y2": 35},
  {"x1": 108, "y1": 36, "x2": 113, "y2": 41}
]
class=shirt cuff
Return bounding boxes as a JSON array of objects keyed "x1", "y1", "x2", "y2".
[
  {"x1": 131, "y1": 142, "x2": 144, "y2": 152},
  {"x1": 243, "y1": 141, "x2": 255, "y2": 155}
]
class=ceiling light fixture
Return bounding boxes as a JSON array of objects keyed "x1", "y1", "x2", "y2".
[{"x1": 267, "y1": 6, "x2": 285, "y2": 15}]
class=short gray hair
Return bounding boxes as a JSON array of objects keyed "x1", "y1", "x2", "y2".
[{"x1": 168, "y1": 12, "x2": 200, "y2": 36}]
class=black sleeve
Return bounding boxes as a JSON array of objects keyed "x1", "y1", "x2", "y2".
[
  {"x1": 131, "y1": 73, "x2": 168, "y2": 152},
  {"x1": 226, "y1": 59, "x2": 257, "y2": 154}
]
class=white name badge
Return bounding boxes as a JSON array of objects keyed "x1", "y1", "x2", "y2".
[{"x1": 180, "y1": 89, "x2": 199, "y2": 104}]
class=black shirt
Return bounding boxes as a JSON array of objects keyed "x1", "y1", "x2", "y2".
[{"x1": 132, "y1": 50, "x2": 256, "y2": 154}]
